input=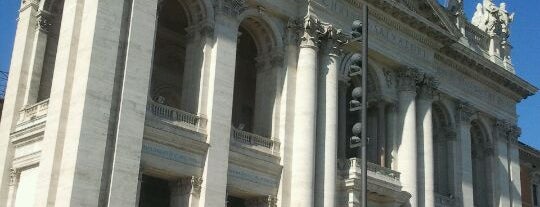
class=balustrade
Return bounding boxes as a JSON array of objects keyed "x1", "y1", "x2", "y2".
[
  {"x1": 230, "y1": 127, "x2": 280, "y2": 156},
  {"x1": 146, "y1": 99, "x2": 207, "y2": 132},
  {"x1": 464, "y1": 22, "x2": 490, "y2": 52},
  {"x1": 17, "y1": 99, "x2": 49, "y2": 126},
  {"x1": 339, "y1": 158, "x2": 401, "y2": 181}
]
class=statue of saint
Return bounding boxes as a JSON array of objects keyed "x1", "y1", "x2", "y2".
[
  {"x1": 472, "y1": 3, "x2": 485, "y2": 29},
  {"x1": 448, "y1": 0, "x2": 464, "y2": 16},
  {"x1": 498, "y1": 3, "x2": 515, "y2": 40}
]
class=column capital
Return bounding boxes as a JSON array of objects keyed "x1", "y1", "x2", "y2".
[
  {"x1": 456, "y1": 102, "x2": 475, "y2": 123},
  {"x1": 494, "y1": 120, "x2": 520, "y2": 143},
  {"x1": 35, "y1": 11, "x2": 52, "y2": 33},
  {"x1": 9, "y1": 168, "x2": 19, "y2": 186},
  {"x1": 299, "y1": 15, "x2": 324, "y2": 49},
  {"x1": 322, "y1": 25, "x2": 347, "y2": 57},
  {"x1": 170, "y1": 176, "x2": 203, "y2": 196},
  {"x1": 216, "y1": 0, "x2": 248, "y2": 18},
  {"x1": 417, "y1": 75, "x2": 439, "y2": 100},
  {"x1": 397, "y1": 67, "x2": 421, "y2": 92}
]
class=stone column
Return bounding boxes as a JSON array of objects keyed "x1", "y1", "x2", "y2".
[
  {"x1": 396, "y1": 69, "x2": 419, "y2": 207},
  {"x1": 170, "y1": 177, "x2": 202, "y2": 207},
  {"x1": 198, "y1": 3, "x2": 242, "y2": 207},
  {"x1": 456, "y1": 103, "x2": 475, "y2": 207},
  {"x1": 0, "y1": 2, "x2": 39, "y2": 203},
  {"x1": 315, "y1": 29, "x2": 343, "y2": 207},
  {"x1": 377, "y1": 102, "x2": 387, "y2": 167},
  {"x1": 416, "y1": 77, "x2": 437, "y2": 207},
  {"x1": 290, "y1": 15, "x2": 322, "y2": 207},
  {"x1": 105, "y1": 0, "x2": 160, "y2": 206},
  {"x1": 245, "y1": 195, "x2": 278, "y2": 207}
]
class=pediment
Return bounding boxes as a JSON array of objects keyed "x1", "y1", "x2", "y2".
[{"x1": 397, "y1": 0, "x2": 462, "y2": 39}]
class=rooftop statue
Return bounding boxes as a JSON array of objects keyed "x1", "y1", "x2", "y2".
[
  {"x1": 448, "y1": 0, "x2": 464, "y2": 16},
  {"x1": 471, "y1": 0, "x2": 514, "y2": 39}
]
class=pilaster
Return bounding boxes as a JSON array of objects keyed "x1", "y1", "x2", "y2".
[
  {"x1": 198, "y1": 2, "x2": 242, "y2": 206},
  {"x1": 455, "y1": 102, "x2": 475, "y2": 207},
  {"x1": 105, "y1": 0, "x2": 159, "y2": 206}
]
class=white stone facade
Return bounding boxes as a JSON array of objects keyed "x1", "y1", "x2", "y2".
[{"x1": 0, "y1": 0, "x2": 537, "y2": 207}]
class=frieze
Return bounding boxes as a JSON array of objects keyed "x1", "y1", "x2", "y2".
[
  {"x1": 434, "y1": 55, "x2": 516, "y2": 117},
  {"x1": 142, "y1": 142, "x2": 202, "y2": 168},
  {"x1": 228, "y1": 165, "x2": 278, "y2": 187},
  {"x1": 369, "y1": 20, "x2": 432, "y2": 62}
]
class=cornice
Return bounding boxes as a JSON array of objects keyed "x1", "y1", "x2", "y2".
[{"x1": 439, "y1": 44, "x2": 538, "y2": 101}]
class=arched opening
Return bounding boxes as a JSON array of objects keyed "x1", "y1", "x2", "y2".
[
  {"x1": 432, "y1": 103, "x2": 454, "y2": 197},
  {"x1": 230, "y1": 18, "x2": 277, "y2": 138},
  {"x1": 150, "y1": 0, "x2": 191, "y2": 111},
  {"x1": 231, "y1": 26, "x2": 258, "y2": 133},
  {"x1": 471, "y1": 120, "x2": 490, "y2": 207}
]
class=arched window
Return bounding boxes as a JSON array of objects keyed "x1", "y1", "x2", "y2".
[
  {"x1": 231, "y1": 17, "x2": 278, "y2": 138},
  {"x1": 471, "y1": 120, "x2": 490, "y2": 207},
  {"x1": 432, "y1": 103, "x2": 454, "y2": 197}
]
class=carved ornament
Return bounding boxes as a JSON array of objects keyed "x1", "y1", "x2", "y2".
[{"x1": 396, "y1": 67, "x2": 421, "y2": 92}]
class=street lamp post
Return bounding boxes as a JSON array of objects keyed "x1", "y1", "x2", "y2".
[{"x1": 347, "y1": 3, "x2": 369, "y2": 207}]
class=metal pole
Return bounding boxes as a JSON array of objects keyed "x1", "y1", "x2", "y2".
[{"x1": 360, "y1": 3, "x2": 369, "y2": 207}]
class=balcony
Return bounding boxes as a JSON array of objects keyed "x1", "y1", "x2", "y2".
[
  {"x1": 339, "y1": 158, "x2": 410, "y2": 206},
  {"x1": 230, "y1": 127, "x2": 280, "y2": 156},
  {"x1": 15, "y1": 99, "x2": 49, "y2": 131},
  {"x1": 145, "y1": 99, "x2": 206, "y2": 133}
]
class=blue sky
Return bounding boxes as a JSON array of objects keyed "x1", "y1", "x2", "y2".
[{"x1": 0, "y1": 0, "x2": 538, "y2": 147}]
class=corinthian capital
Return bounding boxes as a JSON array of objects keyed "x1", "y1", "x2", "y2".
[
  {"x1": 417, "y1": 75, "x2": 439, "y2": 100},
  {"x1": 322, "y1": 25, "x2": 347, "y2": 56},
  {"x1": 299, "y1": 15, "x2": 324, "y2": 49},
  {"x1": 397, "y1": 67, "x2": 421, "y2": 92},
  {"x1": 456, "y1": 102, "x2": 475, "y2": 123},
  {"x1": 217, "y1": 0, "x2": 247, "y2": 17}
]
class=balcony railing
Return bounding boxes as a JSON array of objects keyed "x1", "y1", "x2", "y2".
[
  {"x1": 17, "y1": 99, "x2": 49, "y2": 126},
  {"x1": 230, "y1": 127, "x2": 280, "y2": 156},
  {"x1": 339, "y1": 158, "x2": 401, "y2": 181},
  {"x1": 146, "y1": 100, "x2": 207, "y2": 132},
  {"x1": 464, "y1": 22, "x2": 490, "y2": 52}
]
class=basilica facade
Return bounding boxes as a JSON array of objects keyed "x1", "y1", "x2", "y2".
[{"x1": 0, "y1": 0, "x2": 537, "y2": 207}]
